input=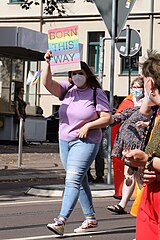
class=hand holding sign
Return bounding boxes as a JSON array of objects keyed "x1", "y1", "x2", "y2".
[{"x1": 44, "y1": 49, "x2": 52, "y2": 63}]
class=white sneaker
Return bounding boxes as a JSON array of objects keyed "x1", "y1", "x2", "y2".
[
  {"x1": 47, "y1": 218, "x2": 65, "y2": 235},
  {"x1": 74, "y1": 219, "x2": 98, "y2": 233}
]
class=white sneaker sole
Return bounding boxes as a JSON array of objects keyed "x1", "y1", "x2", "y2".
[
  {"x1": 47, "y1": 224, "x2": 64, "y2": 236},
  {"x1": 74, "y1": 225, "x2": 98, "y2": 233}
]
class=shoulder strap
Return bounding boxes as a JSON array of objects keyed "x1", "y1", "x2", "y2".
[
  {"x1": 93, "y1": 87, "x2": 97, "y2": 108},
  {"x1": 63, "y1": 83, "x2": 74, "y2": 98}
]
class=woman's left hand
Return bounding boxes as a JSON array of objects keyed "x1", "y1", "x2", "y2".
[
  {"x1": 77, "y1": 124, "x2": 89, "y2": 138},
  {"x1": 77, "y1": 111, "x2": 111, "y2": 138}
]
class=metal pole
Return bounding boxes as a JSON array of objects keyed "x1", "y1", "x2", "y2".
[
  {"x1": 128, "y1": 56, "x2": 131, "y2": 94},
  {"x1": 40, "y1": 0, "x2": 43, "y2": 33},
  {"x1": 125, "y1": 25, "x2": 131, "y2": 94},
  {"x1": 98, "y1": 37, "x2": 111, "y2": 86},
  {"x1": 107, "y1": 0, "x2": 117, "y2": 185},
  {"x1": 98, "y1": 36, "x2": 112, "y2": 184},
  {"x1": 18, "y1": 118, "x2": 23, "y2": 168},
  {"x1": 149, "y1": 0, "x2": 154, "y2": 50},
  {"x1": 99, "y1": 36, "x2": 104, "y2": 86},
  {"x1": 125, "y1": 25, "x2": 130, "y2": 57},
  {"x1": 37, "y1": 0, "x2": 43, "y2": 106}
]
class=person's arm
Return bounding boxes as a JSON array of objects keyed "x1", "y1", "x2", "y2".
[
  {"x1": 136, "y1": 121, "x2": 150, "y2": 128},
  {"x1": 109, "y1": 108, "x2": 132, "y2": 126},
  {"x1": 14, "y1": 100, "x2": 21, "y2": 119},
  {"x1": 77, "y1": 111, "x2": 112, "y2": 138},
  {"x1": 122, "y1": 149, "x2": 148, "y2": 167},
  {"x1": 15, "y1": 106, "x2": 21, "y2": 119},
  {"x1": 109, "y1": 112, "x2": 125, "y2": 126},
  {"x1": 42, "y1": 50, "x2": 62, "y2": 98},
  {"x1": 122, "y1": 149, "x2": 160, "y2": 184},
  {"x1": 140, "y1": 98, "x2": 153, "y2": 116},
  {"x1": 109, "y1": 115, "x2": 115, "y2": 125},
  {"x1": 88, "y1": 111, "x2": 112, "y2": 129},
  {"x1": 122, "y1": 149, "x2": 160, "y2": 172}
]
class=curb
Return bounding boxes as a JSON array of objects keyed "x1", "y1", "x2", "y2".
[
  {"x1": 25, "y1": 184, "x2": 115, "y2": 198},
  {"x1": 0, "y1": 173, "x2": 65, "y2": 182}
]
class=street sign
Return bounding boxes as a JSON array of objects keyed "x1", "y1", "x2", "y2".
[
  {"x1": 116, "y1": 28, "x2": 141, "y2": 56},
  {"x1": 94, "y1": 0, "x2": 136, "y2": 38}
]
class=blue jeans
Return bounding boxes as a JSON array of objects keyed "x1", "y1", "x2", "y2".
[{"x1": 59, "y1": 139, "x2": 100, "y2": 219}]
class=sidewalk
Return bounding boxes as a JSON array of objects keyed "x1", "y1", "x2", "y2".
[
  {"x1": 0, "y1": 142, "x2": 64, "y2": 181},
  {"x1": 0, "y1": 142, "x2": 114, "y2": 197}
]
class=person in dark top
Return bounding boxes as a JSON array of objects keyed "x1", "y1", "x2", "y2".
[{"x1": 14, "y1": 87, "x2": 28, "y2": 146}]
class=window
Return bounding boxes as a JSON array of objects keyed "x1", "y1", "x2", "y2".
[
  {"x1": 57, "y1": 0, "x2": 75, "y2": 2},
  {"x1": 9, "y1": 0, "x2": 24, "y2": 3},
  {"x1": 88, "y1": 32, "x2": 105, "y2": 74},
  {"x1": 0, "y1": 57, "x2": 24, "y2": 112},
  {"x1": 24, "y1": 61, "x2": 38, "y2": 106},
  {"x1": 120, "y1": 49, "x2": 141, "y2": 75}
]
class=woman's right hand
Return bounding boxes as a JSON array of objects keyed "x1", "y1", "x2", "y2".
[
  {"x1": 136, "y1": 121, "x2": 149, "y2": 128},
  {"x1": 44, "y1": 50, "x2": 52, "y2": 63}
]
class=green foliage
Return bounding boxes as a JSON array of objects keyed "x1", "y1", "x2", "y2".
[
  {"x1": 20, "y1": 0, "x2": 94, "y2": 14},
  {"x1": 20, "y1": 0, "x2": 66, "y2": 15}
]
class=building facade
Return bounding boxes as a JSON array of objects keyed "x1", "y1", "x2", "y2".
[{"x1": 0, "y1": 0, "x2": 160, "y2": 119}]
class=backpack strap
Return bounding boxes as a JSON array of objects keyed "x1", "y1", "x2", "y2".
[
  {"x1": 65, "y1": 84, "x2": 74, "y2": 96},
  {"x1": 60, "y1": 83, "x2": 74, "y2": 100},
  {"x1": 93, "y1": 87, "x2": 97, "y2": 108}
]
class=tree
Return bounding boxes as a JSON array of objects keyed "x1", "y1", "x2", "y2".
[
  {"x1": 20, "y1": 0, "x2": 94, "y2": 15},
  {"x1": 20, "y1": 0, "x2": 66, "y2": 15}
]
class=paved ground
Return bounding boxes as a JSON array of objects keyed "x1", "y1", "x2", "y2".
[
  {"x1": 0, "y1": 142, "x2": 65, "y2": 182},
  {"x1": 0, "y1": 142, "x2": 114, "y2": 197},
  {"x1": 0, "y1": 143, "x2": 137, "y2": 240}
]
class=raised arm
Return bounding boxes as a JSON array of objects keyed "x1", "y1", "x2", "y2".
[
  {"x1": 140, "y1": 98, "x2": 153, "y2": 116},
  {"x1": 42, "y1": 50, "x2": 62, "y2": 98}
]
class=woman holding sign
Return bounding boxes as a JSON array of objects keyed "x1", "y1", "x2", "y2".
[{"x1": 42, "y1": 50, "x2": 112, "y2": 236}]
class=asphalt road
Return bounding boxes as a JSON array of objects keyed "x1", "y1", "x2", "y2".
[{"x1": 0, "y1": 182, "x2": 136, "y2": 240}]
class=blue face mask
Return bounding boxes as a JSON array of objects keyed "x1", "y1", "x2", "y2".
[{"x1": 131, "y1": 88, "x2": 143, "y2": 98}]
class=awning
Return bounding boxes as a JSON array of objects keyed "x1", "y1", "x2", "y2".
[{"x1": 0, "y1": 27, "x2": 48, "y2": 61}]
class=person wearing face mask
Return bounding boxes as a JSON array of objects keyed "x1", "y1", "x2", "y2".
[
  {"x1": 122, "y1": 50, "x2": 160, "y2": 240},
  {"x1": 107, "y1": 77, "x2": 151, "y2": 214},
  {"x1": 111, "y1": 77, "x2": 147, "y2": 200},
  {"x1": 42, "y1": 50, "x2": 112, "y2": 236}
]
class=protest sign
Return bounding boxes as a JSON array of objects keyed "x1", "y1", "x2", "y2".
[{"x1": 48, "y1": 25, "x2": 81, "y2": 73}]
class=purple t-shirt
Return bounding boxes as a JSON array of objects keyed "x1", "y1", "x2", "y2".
[{"x1": 58, "y1": 81, "x2": 111, "y2": 143}]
